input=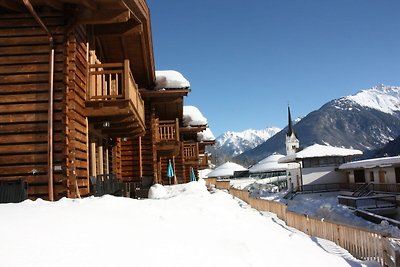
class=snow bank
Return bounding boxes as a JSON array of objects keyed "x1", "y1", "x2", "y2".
[
  {"x1": 0, "y1": 183, "x2": 373, "y2": 266},
  {"x1": 183, "y1": 105, "x2": 207, "y2": 126},
  {"x1": 155, "y1": 70, "x2": 190, "y2": 89},
  {"x1": 148, "y1": 179, "x2": 208, "y2": 199}
]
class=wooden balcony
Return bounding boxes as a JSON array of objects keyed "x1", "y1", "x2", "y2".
[
  {"x1": 85, "y1": 60, "x2": 145, "y2": 137},
  {"x1": 154, "y1": 119, "x2": 180, "y2": 156},
  {"x1": 198, "y1": 154, "x2": 210, "y2": 169},
  {"x1": 183, "y1": 142, "x2": 199, "y2": 165}
]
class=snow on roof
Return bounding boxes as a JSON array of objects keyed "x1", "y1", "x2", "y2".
[
  {"x1": 207, "y1": 161, "x2": 248, "y2": 178},
  {"x1": 249, "y1": 153, "x2": 287, "y2": 173},
  {"x1": 279, "y1": 144, "x2": 363, "y2": 163},
  {"x1": 155, "y1": 70, "x2": 190, "y2": 89},
  {"x1": 197, "y1": 128, "x2": 215, "y2": 142},
  {"x1": 339, "y1": 155, "x2": 400, "y2": 170},
  {"x1": 296, "y1": 144, "x2": 362, "y2": 158},
  {"x1": 183, "y1": 106, "x2": 207, "y2": 126},
  {"x1": 199, "y1": 168, "x2": 213, "y2": 179}
]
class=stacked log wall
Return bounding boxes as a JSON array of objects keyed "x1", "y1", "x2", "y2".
[
  {"x1": 65, "y1": 24, "x2": 89, "y2": 198},
  {"x1": 0, "y1": 12, "x2": 66, "y2": 199},
  {"x1": 114, "y1": 138, "x2": 122, "y2": 180},
  {"x1": 121, "y1": 103, "x2": 153, "y2": 182},
  {"x1": 121, "y1": 137, "x2": 141, "y2": 182},
  {"x1": 142, "y1": 104, "x2": 155, "y2": 178}
]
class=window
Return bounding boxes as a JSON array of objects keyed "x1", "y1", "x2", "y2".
[
  {"x1": 354, "y1": 169, "x2": 365, "y2": 183},
  {"x1": 395, "y1": 168, "x2": 400, "y2": 183},
  {"x1": 370, "y1": 171, "x2": 375, "y2": 183}
]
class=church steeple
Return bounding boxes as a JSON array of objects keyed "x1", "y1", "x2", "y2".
[
  {"x1": 285, "y1": 106, "x2": 299, "y2": 156},
  {"x1": 287, "y1": 106, "x2": 295, "y2": 137}
]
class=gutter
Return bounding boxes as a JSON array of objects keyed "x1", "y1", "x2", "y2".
[{"x1": 23, "y1": 0, "x2": 55, "y2": 201}]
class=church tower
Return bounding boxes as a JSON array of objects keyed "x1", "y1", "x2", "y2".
[{"x1": 286, "y1": 106, "x2": 299, "y2": 156}]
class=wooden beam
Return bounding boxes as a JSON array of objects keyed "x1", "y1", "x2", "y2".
[
  {"x1": 139, "y1": 89, "x2": 190, "y2": 98},
  {"x1": 64, "y1": 0, "x2": 98, "y2": 10},
  {"x1": 78, "y1": 9, "x2": 130, "y2": 25},
  {"x1": 93, "y1": 19, "x2": 142, "y2": 36},
  {"x1": 90, "y1": 140, "x2": 97, "y2": 176},
  {"x1": 180, "y1": 126, "x2": 207, "y2": 133},
  {"x1": 98, "y1": 142, "x2": 104, "y2": 175},
  {"x1": 38, "y1": 0, "x2": 64, "y2": 11},
  {"x1": 0, "y1": 0, "x2": 24, "y2": 11}
]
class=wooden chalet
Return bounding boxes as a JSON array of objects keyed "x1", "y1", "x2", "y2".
[{"x1": 0, "y1": 0, "x2": 214, "y2": 201}]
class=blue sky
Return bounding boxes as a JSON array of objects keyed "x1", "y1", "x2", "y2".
[{"x1": 147, "y1": 0, "x2": 400, "y2": 137}]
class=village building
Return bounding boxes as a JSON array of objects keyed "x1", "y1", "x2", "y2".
[
  {"x1": 279, "y1": 107, "x2": 362, "y2": 190},
  {"x1": 0, "y1": 0, "x2": 214, "y2": 202},
  {"x1": 339, "y1": 156, "x2": 400, "y2": 190},
  {"x1": 207, "y1": 161, "x2": 248, "y2": 179},
  {"x1": 248, "y1": 153, "x2": 287, "y2": 187},
  {"x1": 280, "y1": 144, "x2": 363, "y2": 189}
]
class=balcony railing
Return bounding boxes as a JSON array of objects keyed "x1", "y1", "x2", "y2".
[
  {"x1": 86, "y1": 59, "x2": 145, "y2": 128},
  {"x1": 198, "y1": 154, "x2": 210, "y2": 168},
  {"x1": 155, "y1": 119, "x2": 180, "y2": 143},
  {"x1": 183, "y1": 142, "x2": 199, "y2": 161}
]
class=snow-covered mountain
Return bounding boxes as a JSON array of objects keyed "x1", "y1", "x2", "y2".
[
  {"x1": 209, "y1": 127, "x2": 280, "y2": 164},
  {"x1": 235, "y1": 84, "x2": 400, "y2": 163},
  {"x1": 340, "y1": 84, "x2": 400, "y2": 114}
]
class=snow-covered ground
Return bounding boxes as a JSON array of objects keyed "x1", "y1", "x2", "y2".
[
  {"x1": 247, "y1": 185, "x2": 400, "y2": 238},
  {"x1": 286, "y1": 192, "x2": 400, "y2": 238},
  {"x1": 0, "y1": 180, "x2": 379, "y2": 266}
]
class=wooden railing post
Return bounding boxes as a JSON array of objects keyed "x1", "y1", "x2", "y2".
[
  {"x1": 124, "y1": 59, "x2": 130, "y2": 100},
  {"x1": 175, "y1": 118, "x2": 180, "y2": 141}
]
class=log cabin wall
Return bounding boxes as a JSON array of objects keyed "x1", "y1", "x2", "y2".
[
  {"x1": 0, "y1": 11, "x2": 66, "y2": 199},
  {"x1": 175, "y1": 154, "x2": 186, "y2": 184},
  {"x1": 120, "y1": 103, "x2": 152, "y2": 182},
  {"x1": 144, "y1": 104, "x2": 157, "y2": 180},
  {"x1": 120, "y1": 137, "x2": 142, "y2": 182},
  {"x1": 64, "y1": 24, "x2": 89, "y2": 198},
  {"x1": 112, "y1": 138, "x2": 122, "y2": 180}
]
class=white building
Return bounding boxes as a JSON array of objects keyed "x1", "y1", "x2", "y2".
[
  {"x1": 279, "y1": 107, "x2": 362, "y2": 189},
  {"x1": 280, "y1": 144, "x2": 363, "y2": 189},
  {"x1": 339, "y1": 155, "x2": 400, "y2": 184},
  {"x1": 207, "y1": 161, "x2": 248, "y2": 179}
]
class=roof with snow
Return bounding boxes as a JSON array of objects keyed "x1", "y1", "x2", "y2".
[
  {"x1": 155, "y1": 70, "x2": 190, "y2": 90},
  {"x1": 207, "y1": 161, "x2": 248, "y2": 178},
  {"x1": 339, "y1": 155, "x2": 400, "y2": 170},
  {"x1": 279, "y1": 144, "x2": 363, "y2": 163},
  {"x1": 183, "y1": 106, "x2": 207, "y2": 126},
  {"x1": 197, "y1": 128, "x2": 215, "y2": 142},
  {"x1": 249, "y1": 153, "x2": 287, "y2": 173}
]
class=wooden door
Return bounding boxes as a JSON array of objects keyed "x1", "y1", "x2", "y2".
[{"x1": 379, "y1": 170, "x2": 385, "y2": 183}]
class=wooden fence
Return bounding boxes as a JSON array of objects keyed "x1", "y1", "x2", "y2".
[
  {"x1": 215, "y1": 180, "x2": 231, "y2": 190},
  {"x1": 228, "y1": 187, "x2": 399, "y2": 266}
]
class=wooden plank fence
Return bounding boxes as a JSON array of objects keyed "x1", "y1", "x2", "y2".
[
  {"x1": 215, "y1": 180, "x2": 231, "y2": 190},
  {"x1": 228, "y1": 187, "x2": 399, "y2": 266}
]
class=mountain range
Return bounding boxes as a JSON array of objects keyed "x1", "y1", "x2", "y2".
[
  {"x1": 209, "y1": 127, "x2": 281, "y2": 165},
  {"x1": 215, "y1": 84, "x2": 400, "y2": 165}
]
